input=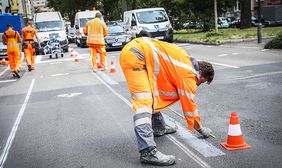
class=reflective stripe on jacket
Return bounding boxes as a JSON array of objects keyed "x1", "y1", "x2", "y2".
[
  {"x1": 2, "y1": 30, "x2": 21, "y2": 50},
  {"x1": 124, "y1": 37, "x2": 201, "y2": 130},
  {"x1": 83, "y1": 18, "x2": 108, "y2": 46}
]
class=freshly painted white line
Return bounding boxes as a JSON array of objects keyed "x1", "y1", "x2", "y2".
[
  {"x1": 0, "y1": 66, "x2": 9, "y2": 77},
  {"x1": 97, "y1": 71, "x2": 119, "y2": 85},
  {"x1": 50, "y1": 62, "x2": 62, "y2": 65},
  {"x1": 93, "y1": 73, "x2": 213, "y2": 167},
  {"x1": 0, "y1": 79, "x2": 16, "y2": 83},
  {"x1": 217, "y1": 54, "x2": 228, "y2": 57},
  {"x1": 261, "y1": 49, "x2": 269, "y2": 52},
  {"x1": 164, "y1": 114, "x2": 225, "y2": 157},
  {"x1": 232, "y1": 53, "x2": 239, "y2": 55},
  {"x1": 51, "y1": 73, "x2": 69, "y2": 77},
  {"x1": 57, "y1": 92, "x2": 83, "y2": 98},
  {"x1": 206, "y1": 46, "x2": 212, "y2": 48},
  {"x1": 234, "y1": 71, "x2": 282, "y2": 80},
  {"x1": 197, "y1": 59, "x2": 239, "y2": 69},
  {"x1": 0, "y1": 79, "x2": 35, "y2": 168}
]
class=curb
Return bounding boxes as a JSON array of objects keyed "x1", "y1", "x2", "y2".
[{"x1": 174, "y1": 36, "x2": 274, "y2": 45}]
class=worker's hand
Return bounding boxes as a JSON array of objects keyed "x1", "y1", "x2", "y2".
[{"x1": 197, "y1": 127, "x2": 213, "y2": 138}]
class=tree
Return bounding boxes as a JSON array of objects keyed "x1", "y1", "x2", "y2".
[{"x1": 240, "y1": 0, "x2": 251, "y2": 29}]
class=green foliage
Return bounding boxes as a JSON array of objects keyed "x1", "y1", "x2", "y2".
[{"x1": 265, "y1": 32, "x2": 282, "y2": 49}]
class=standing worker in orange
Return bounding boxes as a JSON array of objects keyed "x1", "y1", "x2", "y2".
[
  {"x1": 22, "y1": 20, "x2": 40, "y2": 71},
  {"x1": 1, "y1": 24, "x2": 22, "y2": 78},
  {"x1": 84, "y1": 11, "x2": 108, "y2": 72},
  {"x1": 120, "y1": 37, "x2": 215, "y2": 166}
]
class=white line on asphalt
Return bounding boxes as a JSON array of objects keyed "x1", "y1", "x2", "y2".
[
  {"x1": 50, "y1": 62, "x2": 63, "y2": 65},
  {"x1": 217, "y1": 54, "x2": 228, "y2": 57},
  {"x1": 197, "y1": 59, "x2": 239, "y2": 69},
  {"x1": 35, "y1": 55, "x2": 42, "y2": 63},
  {"x1": 232, "y1": 53, "x2": 239, "y2": 55},
  {"x1": 0, "y1": 79, "x2": 35, "y2": 168},
  {"x1": 234, "y1": 71, "x2": 282, "y2": 80},
  {"x1": 51, "y1": 73, "x2": 69, "y2": 77},
  {"x1": 97, "y1": 71, "x2": 118, "y2": 85},
  {"x1": 93, "y1": 73, "x2": 213, "y2": 167},
  {"x1": 206, "y1": 46, "x2": 212, "y2": 48},
  {"x1": 164, "y1": 115, "x2": 225, "y2": 157},
  {"x1": 57, "y1": 92, "x2": 83, "y2": 98},
  {"x1": 261, "y1": 49, "x2": 269, "y2": 52},
  {"x1": 0, "y1": 79, "x2": 16, "y2": 83}
]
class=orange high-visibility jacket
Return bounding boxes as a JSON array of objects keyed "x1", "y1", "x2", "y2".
[
  {"x1": 126, "y1": 37, "x2": 202, "y2": 130},
  {"x1": 83, "y1": 18, "x2": 108, "y2": 46},
  {"x1": 22, "y1": 27, "x2": 36, "y2": 43},
  {"x1": 2, "y1": 29, "x2": 21, "y2": 49}
]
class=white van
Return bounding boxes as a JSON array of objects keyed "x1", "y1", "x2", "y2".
[
  {"x1": 34, "y1": 12, "x2": 69, "y2": 54},
  {"x1": 123, "y1": 8, "x2": 173, "y2": 42},
  {"x1": 74, "y1": 10, "x2": 104, "y2": 47}
]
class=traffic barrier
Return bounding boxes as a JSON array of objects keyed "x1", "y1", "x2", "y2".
[
  {"x1": 221, "y1": 112, "x2": 252, "y2": 150},
  {"x1": 109, "y1": 60, "x2": 117, "y2": 73}
]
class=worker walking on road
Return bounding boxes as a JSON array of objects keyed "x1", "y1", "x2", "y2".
[
  {"x1": 120, "y1": 37, "x2": 214, "y2": 166},
  {"x1": 84, "y1": 11, "x2": 108, "y2": 72},
  {"x1": 22, "y1": 20, "x2": 40, "y2": 71},
  {"x1": 1, "y1": 24, "x2": 22, "y2": 78}
]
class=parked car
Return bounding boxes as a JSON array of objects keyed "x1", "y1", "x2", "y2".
[
  {"x1": 67, "y1": 27, "x2": 76, "y2": 43},
  {"x1": 0, "y1": 33, "x2": 8, "y2": 59},
  {"x1": 218, "y1": 17, "x2": 229, "y2": 28},
  {"x1": 105, "y1": 24, "x2": 132, "y2": 50}
]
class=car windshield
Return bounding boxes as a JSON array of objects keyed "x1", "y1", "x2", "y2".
[
  {"x1": 36, "y1": 21, "x2": 64, "y2": 32},
  {"x1": 108, "y1": 26, "x2": 124, "y2": 34},
  {"x1": 80, "y1": 18, "x2": 94, "y2": 27},
  {"x1": 136, "y1": 10, "x2": 168, "y2": 24}
]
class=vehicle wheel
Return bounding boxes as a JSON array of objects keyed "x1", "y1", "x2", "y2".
[
  {"x1": 49, "y1": 55, "x2": 52, "y2": 59},
  {"x1": 55, "y1": 54, "x2": 58, "y2": 59},
  {"x1": 76, "y1": 42, "x2": 80, "y2": 47},
  {"x1": 61, "y1": 54, "x2": 64, "y2": 57}
]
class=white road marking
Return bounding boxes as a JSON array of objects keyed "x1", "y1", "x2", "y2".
[
  {"x1": 35, "y1": 55, "x2": 42, "y2": 63},
  {"x1": 206, "y1": 46, "x2": 212, "y2": 48},
  {"x1": 57, "y1": 92, "x2": 83, "y2": 98},
  {"x1": 261, "y1": 49, "x2": 269, "y2": 52},
  {"x1": 197, "y1": 59, "x2": 239, "y2": 68},
  {"x1": 232, "y1": 53, "x2": 239, "y2": 55},
  {"x1": 93, "y1": 73, "x2": 213, "y2": 167},
  {"x1": 97, "y1": 71, "x2": 118, "y2": 85},
  {"x1": 234, "y1": 71, "x2": 282, "y2": 80},
  {"x1": 51, "y1": 73, "x2": 69, "y2": 77},
  {"x1": 217, "y1": 54, "x2": 228, "y2": 57},
  {"x1": 50, "y1": 62, "x2": 62, "y2": 65},
  {"x1": 0, "y1": 79, "x2": 35, "y2": 168},
  {"x1": 0, "y1": 79, "x2": 16, "y2": 83}
]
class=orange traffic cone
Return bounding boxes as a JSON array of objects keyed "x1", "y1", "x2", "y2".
[
  {"x1": 109, "y1": 60, "x2": 117, "y2": 73},
  {"x1": 70, "y1": 47, "x2": 74, "y2": 52},
  {"x1": 70, "y1": 51, "x2": 74, "y2": 57},
  {"x1": 1, "y1": 58, "x2": 7, "y2": 65},
  {"x1": 74, "y1": 54, "x2": 79, "y2": 62},
  {"x1": 221, "y1": 112, "x2": 252, "y2": 150}
]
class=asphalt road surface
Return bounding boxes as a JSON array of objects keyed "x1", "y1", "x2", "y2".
[{"x1": 0, "y1": 40, "x2": 281, "y2": 168}]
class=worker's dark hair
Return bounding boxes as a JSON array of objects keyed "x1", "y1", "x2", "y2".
[
  {"x1": 6, "y1": 24, "x2": 13, "y2": 28},
  {"x1": 198, "y1": 61, "x2": 214, "y2": 84},
  {"x1": 27, "y1": 20, "x2": 33, "y2": 26}
]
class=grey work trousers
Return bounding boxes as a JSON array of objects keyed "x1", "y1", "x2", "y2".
[{"x1": 134, "y1": 112, "x2": 166, "y2": 151}]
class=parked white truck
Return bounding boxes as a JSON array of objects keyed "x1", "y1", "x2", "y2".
[
  {"x1": 34, "y1": 11, "x2": 69, "y2": 54},
  {"x1": 123, "y1": 8, "x2": 173, "y2": 42}
]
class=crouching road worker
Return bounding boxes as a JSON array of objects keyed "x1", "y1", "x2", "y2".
[
  {"x1": 120, "y1": 37, "x2": 214, "y2": 166},
  {"x1": 84, "y1": 11, "x2": 108, "y2": 72},
  {"x1": 1, "y1": 24, "x2": 22, "y2": 78},
  {"x1": 22, "y1": 20, "x2": 40, "y2": 71}
]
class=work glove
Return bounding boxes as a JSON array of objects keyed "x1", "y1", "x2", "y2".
[{"x1": 197, "y1": 127, "x2": 213, "y2": 138}]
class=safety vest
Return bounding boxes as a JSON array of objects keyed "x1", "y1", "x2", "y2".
[
  {"x1": 127, "y1": 37, "x2": 201, "y2": 130},
  {"x1": 84, "y1": 18, "x2": 108, "y2": 46},
  {"x1": 3, "y1": 30, "x2": 20, "y2": 49},
  {"x1": 22, "y1": 27, "x2": 35, "y2": 43}
]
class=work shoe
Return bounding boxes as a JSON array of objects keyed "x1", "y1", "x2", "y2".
[
  {"x1": 140, "y1": 148, "x2": 176, "y2": 166},
  {"x1": 28, "y1": 65, "x2": 32, "y2": 71},
  {"x1": 12, "y1": 70, "x2": 20, "y2": 78},
  {"x1": 154, "y1": 124, "x2": 178, "y2": 137},
  {"x1": 100, "y1": 67, "x2": 107, "y2": 71},
  {"x1": 93, "y1": 68, "x2": 98, "y2": 73}
]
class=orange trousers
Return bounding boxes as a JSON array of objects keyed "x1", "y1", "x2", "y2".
[
  {"x1": 89, "y1": 45, "x2": 107, "y2": 70},
  {"x1": 24, "y1": 44, "x2": 35, "y2": 67},
  {"x1": 7, "y1": 46, "x2": 21, "y2": 71}
]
